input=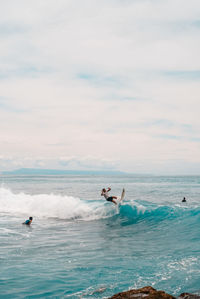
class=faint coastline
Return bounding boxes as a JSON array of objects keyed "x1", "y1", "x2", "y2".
[
  {"x1": 1, "y1": 168, "x2": 127, "y2": 176},
  {"x1": 1, "y1": 167, "x2": 153, "y2": 176}
]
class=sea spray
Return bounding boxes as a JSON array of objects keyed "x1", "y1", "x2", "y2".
[{"x1": 0, "y1": 187, "x2": 115, "y2": 220}]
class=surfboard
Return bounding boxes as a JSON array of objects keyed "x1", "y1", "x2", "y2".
[
  {"x1": 116, "y1": 188, "x2": 125, "y2": 208},
  {"x1": 120, "y1": 188, "x2": 125, "y2": 202}
]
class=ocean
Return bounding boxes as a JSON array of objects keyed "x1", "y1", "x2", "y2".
[{"x1": 0, "y1": 174, "x2": 199, "y2": 298}]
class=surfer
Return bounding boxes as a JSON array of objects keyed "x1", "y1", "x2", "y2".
[
  {"x1": 182, "y1": 197, "x2": 186, "y2": 202},
  {"x1": 23, "y1": 217, "x2": 33, "y2": 225},
  {"x1": 101, "y1": 187, "x2": 117, "y2": 205}
]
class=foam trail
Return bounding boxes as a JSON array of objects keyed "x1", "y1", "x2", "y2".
[{"x1": 0, "y1": 187, "x2": 113, "y2": 220}]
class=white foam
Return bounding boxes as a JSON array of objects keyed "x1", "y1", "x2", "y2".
[{"x1": 0, "y1": 187, "x2": 114, "y2": 221}]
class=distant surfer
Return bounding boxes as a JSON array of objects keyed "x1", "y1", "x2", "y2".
[
  {"x1": 182, "y1": 197, "x2": 186, "y2": 202},
  {"x1": 22, "y1": 216, "x2": 33, "y2": 225},
  {"x1": 101, "y1": 187, "x2": 117, "y2": 205}
]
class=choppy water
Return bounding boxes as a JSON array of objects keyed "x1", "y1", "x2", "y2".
[{"x1": 0, "y1": 175, "x2": 199, "y2": 298}]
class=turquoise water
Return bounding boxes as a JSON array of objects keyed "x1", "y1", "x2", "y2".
[{"x1": 0, "y1": 175, "x2": 199, "y2": 298}]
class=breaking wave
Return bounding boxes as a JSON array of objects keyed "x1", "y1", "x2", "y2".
[{"x1": 0, "y1": 187, "x2": 199, "y2": 224}]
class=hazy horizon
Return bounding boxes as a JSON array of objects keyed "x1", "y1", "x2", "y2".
[{"x1": 2, "y1": 167, "x2": 200, "y2": 177}]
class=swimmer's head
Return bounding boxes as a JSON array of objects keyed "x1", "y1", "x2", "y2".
[{"x1": 102, "y1": 188, "x2": 106, "y2": 192}]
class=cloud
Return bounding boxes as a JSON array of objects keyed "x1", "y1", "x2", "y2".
[
  {"x1": 0, "y1": 155, "x2": 119, "y2": 172},
  {"x1": 0, "y1": 0, "x2": 200, "y2": 174},
  {"x1": 59, "y1": 156, "x2": 119, "y2": 170}
]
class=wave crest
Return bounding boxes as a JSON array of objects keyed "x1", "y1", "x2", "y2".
[
  {"x1": 0, "y1": 188, "x2": 199, "y2": 223},
  {"x1": 0, "y1": 187, "x2": 111, "y2": 220}
]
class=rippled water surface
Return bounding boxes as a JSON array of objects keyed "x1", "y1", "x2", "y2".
[{"x1": 0, "y1": 175, "x2": 200, "y2": 298}]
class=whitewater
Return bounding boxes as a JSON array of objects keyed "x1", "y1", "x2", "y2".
[{"x1": 0, "y1": 175, "x2": 199, "y2": 298}]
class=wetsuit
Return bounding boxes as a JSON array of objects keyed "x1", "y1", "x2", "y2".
[{"x1": 23, "y1": 219, "x2": 31, "y2": 225}]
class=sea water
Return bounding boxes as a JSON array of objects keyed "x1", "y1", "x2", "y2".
[{"x1": 0, "y1": 175, "x2": 199, "y2": 298}]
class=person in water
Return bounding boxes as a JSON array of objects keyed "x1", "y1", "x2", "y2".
[
  {"x1": 23, "y1": 217, "x2": 33, "y2": 225},
  {"x1": 182, "y1": 197, "x2": 187, "y2": 202},
  {"x1": 101, "y1": 187, "x2": 117, "y2": 205}
]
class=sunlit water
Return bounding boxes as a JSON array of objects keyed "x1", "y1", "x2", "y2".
[{"x1": 0, "y1": 175, "x2": 199, "y2": 298}]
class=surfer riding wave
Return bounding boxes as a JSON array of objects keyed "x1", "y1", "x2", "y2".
[{"x1": 101, "y1": 187, "x2": 117, "y2": 205}]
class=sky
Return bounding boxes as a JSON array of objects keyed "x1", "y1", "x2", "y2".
[{"x1": 0, "y1": 0, "x2": 200, "y2": 174}]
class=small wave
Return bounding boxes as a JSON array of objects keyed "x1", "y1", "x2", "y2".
[{"x1": 117, "y1": 200, "x2": 200, "y2": 228}]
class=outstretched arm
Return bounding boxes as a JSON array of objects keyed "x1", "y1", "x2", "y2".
[{"x1": 107, "y1": 187, "x2": 111, "y2": 192}]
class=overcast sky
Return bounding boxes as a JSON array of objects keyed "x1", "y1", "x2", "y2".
[{"x1": 0, "y1": 0, "x2": 200, "y2": 174}]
